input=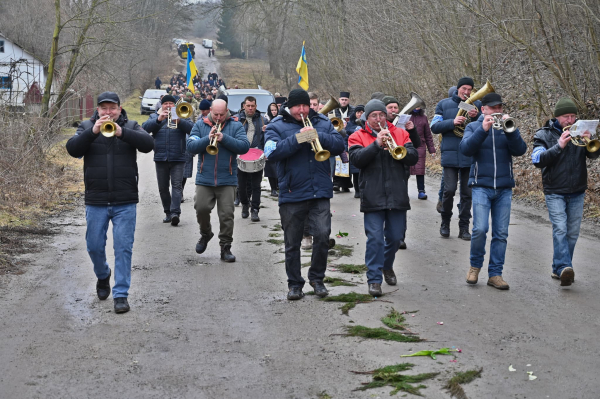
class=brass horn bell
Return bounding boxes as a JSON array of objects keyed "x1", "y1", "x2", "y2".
[{"x1": 100, "y1": 120, "x2": 117, "y2": 137}]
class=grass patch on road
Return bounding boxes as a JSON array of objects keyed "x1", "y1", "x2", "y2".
[
  {"x1": 271, "y1": 223, "x2": 282, "y2": 231},
  {"x1": 333, "y1": 264, "x2": 367, "y2": 274},
  {"x1": 344, "y1": 325, "x2": 423, "y2": 343},
  {"x1": 266, "y1": 238, "x2": 284, "y2": 245},
  {"x1": 329, "y1": 244, "x2": 354, "y2": 258},
  {"x1": 444, "y1": 368, "x2": 483, "y2": 399},
  {"x1": 323, "y1": 276, "x2": 356, "y2": 287},
  {"x1": 322, "y1": 292, "x2": 374, "y2": 315},
  {"x1": 352, "y1": 363, "x2": 438, "y2": 396}
]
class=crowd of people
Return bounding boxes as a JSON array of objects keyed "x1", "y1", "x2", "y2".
[{"x1": 66, "y1": 71, "x2": 598, "y2": 312}]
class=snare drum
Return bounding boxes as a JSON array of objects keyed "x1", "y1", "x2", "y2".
[{"x1": 237, "y1": 148, "x2": 265, "y2": 173}]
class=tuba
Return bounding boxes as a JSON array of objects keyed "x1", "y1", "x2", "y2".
[
  {"x1": 453, "y1": 80, "x2": 495, "y2": 137},
  {"x1": 563, "y1": 124, "x2": 600, "y2": 153},
  {"x1": 379, "y1": 123, "x2": 407, "y2": 160},
  {"x1": 100, "y1": 119, "x2": 117, "y2": 137},
  {"x1": 392, "y1": 92, "x2": 426, "y2": 125},
  {"x1": 318, "y1": 95, "x2": 343, "y2": 132},
  {"x1": 301, "y1": 114, "x2": 330, "y2": 162},
  {"x1": 206, "y1": 123, "x2": 221, "y2": 155}
]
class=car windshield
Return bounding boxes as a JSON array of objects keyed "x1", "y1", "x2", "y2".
[
  {"x1": 143, "y1": 90, "x2": 165, "y2": 99},
  {"x1": 226, "y1": 94, "x2": 274, "y2": 114}
]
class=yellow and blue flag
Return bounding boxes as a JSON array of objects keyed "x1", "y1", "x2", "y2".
[
  {"x1": 186, "y1": 49, "x2": 199, "y2": 93},
  {"x1": 296, "y1": 41, "x2": 309, "y2": 90}
]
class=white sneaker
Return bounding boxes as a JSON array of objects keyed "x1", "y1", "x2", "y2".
[{"x1": 301, "y1": 236, "x2": 313, "y2": 250}]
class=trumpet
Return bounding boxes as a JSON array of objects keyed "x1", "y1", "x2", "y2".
[
  {"x1": 491, "y1": 113, "x2": 517, "y2": 133},
  {"x1": 378, "y1": 123, "x2": 407, "y2": 160},
  {"x1": 563, "y1": 124, "x2": 600, "y2": 152},
  {"x1": 100, "y1": 119, "x2": 117, "y2": 137},
  {"x1": 167, "y1": 98, "x2": 193, "y2": 129},
  {"x1": 206, "y1": 123, "x2": 221, "y2": 155},
  {"x1": 301, "y1": 114, "x2": 330, "y2": 162}
]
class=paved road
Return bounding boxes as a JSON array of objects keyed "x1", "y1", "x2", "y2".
[{"x1": 0, "y1": 145, "x2": 599, "y2": 398}]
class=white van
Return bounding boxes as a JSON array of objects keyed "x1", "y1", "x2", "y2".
[
  {"x1": 204, "y1": 39, "x2": 213, "y2": 49},
  {"x1": 202, "y1": 39, "x2": 207, "y2": 47}
]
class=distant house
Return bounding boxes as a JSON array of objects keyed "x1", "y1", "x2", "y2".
[{"x1": 0, "y1": 32, "x2": 51, "y2": 109}]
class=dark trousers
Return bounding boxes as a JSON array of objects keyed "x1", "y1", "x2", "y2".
[
  {"x1": 237, "y1": 169, "x2": 263, "y2": 210},
  {"x1": 441, "y1": 167, "x2": 472, "y2": 229},
  {"x1": 416, "y1": 175, "x2": 425, "y2": 191},
  {"x1": 268, "y1": 177, "x2": 278, "y2": 191},
  {"x1": 155, "y1": 161, "x2": 185, "y2": 216},
  {"x1": 352, "y1": 173, "x2": 359, "y2": 192},
  {"x1": 280, "y1": 199, "x2": 331, "y2": 288}
]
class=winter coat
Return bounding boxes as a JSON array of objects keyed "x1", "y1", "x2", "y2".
[
  {"x1": 345, "y1": 113, "x2": 364, "y2": 175},
  {"x1": 334, "y1": 105, "x2": 355, "y2": 120},
  {"x1": 186, "y1": 115, "x2": 250, "y2": 186},
  {"x1": 431, "y1": 92, "x2": 481, "y2": 168},
  {"x1": 264, "y1": 108, "x2": 345, "y2": 205},
  {"x1": 460, "y1": 114, "x2": 527, "y2": 189},
  {"x1": 532, "y1": 119, "x2": 599, "y2": 194},
  {"x1": 66, "y1": 109, "x2": 154, "y2": 205},
  {"x1": 155, "y1": 78, "x2": 162, "y2": 89},
  {"x1": 235, "y1": 110, "x2": 269, "y2": 150},
  {"x1": 142, "y1": 112, "x2": 194, "y2": 163},
  {"x1": 409, "y1": 110, "x2": 436, "y2": 175},
  {"x1": 349, "y1": 121, "x2": 418, "y2": 212}
]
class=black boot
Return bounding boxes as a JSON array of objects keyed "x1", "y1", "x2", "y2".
[
  {"x1": 241, "y1": 204, "x2": 249, "y2": 218},
  {"x1": 251, "y1": 208, "x2": 260, "y2": 222},
  {"x1": 354, "y1": 189, "x2": 360, "y2": 198},
  {"x1": 195, "y1": 232, "x2": 214, "y2": 254},
  {"x1": 163, "y1": 214, "x2": 172, "y2": 223},
  {"x1": 458, "y1": 229, "x2": 472, "y2": 241},
  {"x1": 270, "y1": 189, "x2": 278, "y2": 197},
  {"x1": 96, "y1": 269, "x2": 111, "y2": 300},
  {"x1": 234, "y1": 191, "x2": 240, "y2": 206},
  {"x1": 220, "y1": 245, "x2": 236, "y2": 262},
  {"x1": 309, "y1": 281, "x2": 329, "y2": 298},
  {"x1": 440, "y1": 221, "x2": 450, "y2": 238},
  {"x1": 114, "y1": 297, "x2": 130, "y2": 314}
]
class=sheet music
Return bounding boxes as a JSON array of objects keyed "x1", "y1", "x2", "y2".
[
  {"x1": 395, "y1": 114, "x2": 412, "y2": 129},
  {"x1": 572, "y1": 120, "x2": 599, "y2": 137},
  {"x1": 458, "y1": 101, "x2": 477, "y2": 112},
  {"x1": 170, "y1": 108, "x2": 179, "y2": 120},
  {"x1": 296, "y1": 128, "x2": 318, "y2": 143}
]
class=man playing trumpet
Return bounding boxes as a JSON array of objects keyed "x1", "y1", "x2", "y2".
[
  {"x1": 459, "y1": 93, "x2": 527, "y2": 290},
  {"x1": 348, "y1": 99, "x2": 418, "y2": 296},
  {"x1": 187, "y1": 99, "x2": 250, "y2": 262},
  {"x1": 531, "y1": 98, "x2": 599, "y2": 286},
  {"x1": 264, "y1": 89, "x2": 344, "y2": 300}
]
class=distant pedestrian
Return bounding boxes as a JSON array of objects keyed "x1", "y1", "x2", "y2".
[{"x1": 155, "y1": 76, "x2": 162, "y2": 89}]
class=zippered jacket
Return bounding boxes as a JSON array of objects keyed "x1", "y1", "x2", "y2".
[
  {"x1": 459, "y1": 114, "x2": 527, "y2": 189},
  {"x1": 348, "y1": 121, "x2": 418, "y2": 212},
  {"x1": 264, "y1": 108, "x2": 345, "y2": 205},
  {"x1": 142, "y1": 112, "x2": 194, "y2": 162},
  {"x1": 532, "y1": 119, "x2": 599, "y2": 194},
  {"x1": 186, "y1": 116, "x2": 250, "y2": 187},
  {"x1": 234, "y1": 110, "x2": 268, "y2": 150},
  {"x1": 66, "y1": 109, "x2": 154, "y2": 205}
]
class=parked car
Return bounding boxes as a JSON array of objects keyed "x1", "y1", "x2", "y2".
[
  {"x1": 139, "y1": 89, "x2": 167, "y2": 115},
  {"x1": 219, "y1": 88, "x2": 275, "y2": 114}
]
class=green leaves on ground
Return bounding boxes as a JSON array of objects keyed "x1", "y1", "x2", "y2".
[
  {"x1": 401, "y1": 348, "x2": 457, "y2": 360},
  {"x1": 337, "y1": 230, "x2": 349, "y2": 237},
  {"x1": 266, "y1": 239, "x2": 284, "y2": 245},
  {"x1": 334, "y1": 264, "x2": 367, "y2": 273},
  {"x1": 323, "y1": 276, "x2": 356, "y2": 287},
  {"x1": 443, "y1": 368, "x2": 483, "y2": 399},
  {"x1": 381, "y1": 308, "x2": 407, "y2": 330},
  {"x1": 344, "y1": 326, "x2": 422, "y2": 342},
  {"x1": 322, "y1": 292, "x2": 374, "y2": 315},
  {"x1": 329, "y1": 244, "x2": 354, "y2": 258},
  {"x1": 352, "y1": 363, "x2": 439, "y2": 396}
]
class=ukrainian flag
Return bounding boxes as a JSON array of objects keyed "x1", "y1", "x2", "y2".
[
  {"x1": 186, "y1": 50, "x2": 198, "y2": 93},
  {"x1": 296, "y1": 41, "x2": 309, "y2": 90}
]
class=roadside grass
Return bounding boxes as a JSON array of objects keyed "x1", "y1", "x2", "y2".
[{"x1": 216, "y1": 49, "x2": 287, "y2": 93}]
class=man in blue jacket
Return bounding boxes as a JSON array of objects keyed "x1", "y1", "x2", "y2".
[
  {"x1": 531, "y1": 98, "x2": 599, "y2": 286},
  {"x1": 431, "y1": 77, "x2": 481, "y2": 239},
  {"x1": 143, "y1": 95, "x2": 194, "y2": 226},
  {"x1": 264, "y1": 89, "x2": 345, "y2": 300},
  {"x1": 186, "y1": 99, "x2": 250, "y2": 262},
  {"x1": 460, "y1": 93, "x2": 527, "y2": 290}
]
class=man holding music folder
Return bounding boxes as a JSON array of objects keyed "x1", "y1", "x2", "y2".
[{"x1": 264, "y1": 89, "x2": 344, "y2": 300}]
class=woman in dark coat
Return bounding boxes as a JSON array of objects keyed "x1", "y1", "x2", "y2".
[
  {"x1": 409, "y1": 107, "x2": 436, "y2": 199},
  {"x1": 344, "y1": 105, "x2": 364, "y2": 198},
  {"x1": 263, "y1": 102, "x2": 279, "y2": 196}
]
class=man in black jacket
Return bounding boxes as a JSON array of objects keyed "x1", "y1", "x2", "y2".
[
  {"x1": 142, "y1": 95, "x2": 194, "y2": 226},
  {"x1": 66, "y1": 92, "x2": 154, "y2": 313},
  {"x1": 235, "y1": 96, "x2": 268, "y2": 222},
  {"x1": 532, "y1": 97, "x2": 599, "y2": 286},
  {"x1": 349, "y1": 100, "x2": 418, "y2": 296}
]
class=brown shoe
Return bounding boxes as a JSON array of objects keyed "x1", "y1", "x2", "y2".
[
  {"x1": 487, "y1": 275, "x2": 509, "y2": 290},
  {"x1": 383, "y1": 269, "x2": 397, "y2": 286},
  {"x1": 466, "y1": 267, "x2": 480, "y2": 285},
  {"x1": 560, "y1": 267, "x2": 574, "y2": 287}
]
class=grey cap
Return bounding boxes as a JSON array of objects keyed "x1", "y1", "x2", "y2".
[{"x1": 364, "y1": 99, "x2": 387, "y2": 119}]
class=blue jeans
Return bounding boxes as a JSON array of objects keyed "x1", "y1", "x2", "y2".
[
  {"x1": 364, "y1": 209, "x2": 406, "y2": 284},
  {"x1": 155, "y1": 161, "x2": 185, "y2": 216},
  {"x1": 85, "y1": 204, "x2": 137, "y2": 298},
  {"x1": 470, "y1": 187, "x2": 512, "y2": 277},
  {"x1": 545, "y1": 193, "x2": 585, "y2": 275}
]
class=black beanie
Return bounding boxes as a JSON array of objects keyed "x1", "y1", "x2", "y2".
[
  {"x1": 161, "y1": 95, "x2": 176, "y2": 104},
  {"x1": 287, "y1": 89, "x2": 310, "y2": 108},
  {"x1": 457, "y1": 77, "x2": 475, "y2": 89}
]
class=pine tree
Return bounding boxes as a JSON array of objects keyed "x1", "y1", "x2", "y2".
[{"x1": 216, "y1": 0, "x2": 242, "y2": 58}]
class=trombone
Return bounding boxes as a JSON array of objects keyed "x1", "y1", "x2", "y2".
[
  {"x1": 167, "y1": 98, "x2": 193, "y2": 129},
  {"x1": 563, "y1": 124, "x2": 600, "y2": 152},
  {"x1": 100, "y1": 119, "x2": 117, "y2": 137},
  {"x1": 378, "y1": 123, "x2": 407, "y2": 160},
  {"x1": 206, "y1": 123, "x2": 221, "y2": 155},
  {"x1": 301, "y1": 114, "x2": 330, "y2": 162},
  {"x1": 491, "y1": 113, "x2": 517, "y2": 133}
]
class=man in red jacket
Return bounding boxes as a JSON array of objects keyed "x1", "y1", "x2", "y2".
[{"x1": 348, "y1": 99, "x2": 418, "y2": 296}]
